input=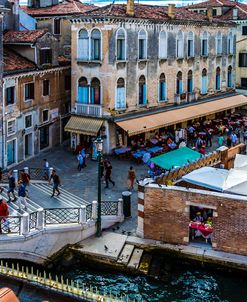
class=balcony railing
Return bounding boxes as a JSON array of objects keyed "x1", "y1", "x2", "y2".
[{"x1": 75, "y1": 102, "x2": 102, "y2": 117}]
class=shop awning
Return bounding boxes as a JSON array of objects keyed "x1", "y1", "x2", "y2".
[
  {"x1": 64, "y1": 116, "x2": 103, "y2": 136},
  {"x1": 116, "y1": 95, "x2": 247, "y2": 136},
  {"x1": 150, "y1": 147, "x2": 202, "y2": 170}
]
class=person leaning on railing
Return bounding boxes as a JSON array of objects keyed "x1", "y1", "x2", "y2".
[{"x1": 0, "y1": 195, "x2": 10, "y2": 234}]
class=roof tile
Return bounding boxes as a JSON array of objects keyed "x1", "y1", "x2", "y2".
[
  {"x1": 4, "y1": 47, "x2": 36, "y2": 73},
  {"x1": 4, "y1": 29, "x2": 48, "y2": 44}
]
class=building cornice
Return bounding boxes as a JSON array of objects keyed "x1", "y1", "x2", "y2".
[{"x1": 3, "y1": 66, "x2": 70, "y2": 81}]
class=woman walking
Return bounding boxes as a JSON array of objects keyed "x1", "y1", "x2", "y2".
[{"x1": 127, "y1": 166, "x2": 136, "y2": 191}]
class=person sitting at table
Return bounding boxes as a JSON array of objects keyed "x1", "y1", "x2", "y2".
[
  {"x1": 193, "y1": 212, "x2": 203, "y2": 223},
  {"x1": 205, "y1": 216, "x2": 213, "y2": 227}
]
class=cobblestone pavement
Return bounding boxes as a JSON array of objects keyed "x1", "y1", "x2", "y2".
[{"x1": 12, "y1": 135, "x2": 227, "y2": 235}]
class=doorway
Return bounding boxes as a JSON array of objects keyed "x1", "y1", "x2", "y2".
[{"x1": 24, "y1": 133, "x2": 33, "y2": 158}]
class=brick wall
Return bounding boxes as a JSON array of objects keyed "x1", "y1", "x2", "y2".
[{"x1": 142, "y1": 186, "x2": 247, "y2": 256}]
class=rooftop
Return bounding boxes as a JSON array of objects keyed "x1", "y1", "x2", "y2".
[
  {"x1": 79, "y1": 3, "x2": 228, "y2": 24},
  {"x1": 188, "y1": 0, "x2": 236, "y2": 9},
  {"x1": 3, "y1": 47, "x2": 36, "y2": 74},
  {"x1": 21, "y1": 0, "x2": 95, "y2": 17},
  {"x1": 3, "y1": 29, "x2": 48, "y2": 44}
]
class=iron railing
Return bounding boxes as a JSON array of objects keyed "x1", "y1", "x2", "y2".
[
  {"x1": 101, "y1": 201, "x2": 118, "y2": 216},
  {"x1": 29, "y1": 168, "x2": 48, "y2": 180},
  {"x1": 0, "y1": 216, "x2": 21, "y2": 234},
  {"x1": 44, "y1": 208, "x2": 80, "y2": 225},
  {"x1": 29, "y1": 211, "x2": 38, "y2": 231},
  {"x1": 86, "y1": 204, "x2": 92, "y2": 221}
]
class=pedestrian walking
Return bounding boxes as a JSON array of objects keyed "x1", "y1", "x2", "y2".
[
  {"x1": 127, "y1": 166, "x2": 136, "y2": 191},
  {"x1": 43, "y1": 159, "x2": 49, "y2": 180},
  {"x1": 0, "y1": 196, "x2": 10, "y2": 233},
  {"x1": 7, "y1": 171, "x2": 17, "y2": 203},
  {"x1": 104, "y1": 160, "x2": 115, "y2": 189},
  {"x1": 17, "y1": 180, "x2": 27, "y2": 211},
  {"x1": 49, "y1": 170, "x2": 61, "y2": 197},
  {"x1": 21, "y1": 171, "x2": 30, "y2": 197},
  {"x1": 206, "y1": 130, "x2": 212, "y2": 147},
  {"x1": 80, "y1": 149, "x2": 87, "y2": 168},
  {"x1": 77, "y1": 153, "x2": 84, "y2": 171},
  {"x1": 231, "y1": 132, "x2": 238, "y2": 146}
]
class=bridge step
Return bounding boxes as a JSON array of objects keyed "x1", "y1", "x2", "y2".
[
  {"x1": 117, "y1": 244, "x2": 135, "y2": 265},
  {"x1": 127, "y1": 248, "x2": 143, "y2": 269}
]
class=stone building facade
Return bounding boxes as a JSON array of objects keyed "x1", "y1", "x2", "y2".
[
  {"x1": 67, "y1": 2, "x2": 238, "y2": 153},
  {"x1": 137, "y1": 184, "x2": 247, "y2": 256},
  {"x1": 2, "y1": 29, "x2": 70, "y2": 168}
]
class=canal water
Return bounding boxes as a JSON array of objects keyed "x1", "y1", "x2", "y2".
[{"x1": 57, "y1": 263, "x2": 247, "y2": 302}]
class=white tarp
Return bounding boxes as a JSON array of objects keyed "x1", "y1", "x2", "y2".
[
  {"x1": 182, "y1": 166, "x2": 247, "y2": 196},
  {"x1": 234, "y1": 154, "x2": 247, "y2": 171}
]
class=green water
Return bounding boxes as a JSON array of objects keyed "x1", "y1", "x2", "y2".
[{"x1": 58, "y1": 264, "x2": 247, "y2": 302}]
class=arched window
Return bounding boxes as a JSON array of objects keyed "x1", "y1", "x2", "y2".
[
  {"x1": 90, "y1": 78, "x2": 101, "y2": 104},
  {"x1": 216, "y1": 67, "x2": 221, "y2": 90},
  {"x1": 159, "y1": 31, "x2": 167, "y2": 59},
  {"x1": 201, "y1": 68, "x2": 207, "y2": 94},
  {"x1": 187, "y1": 70, "x2": 193, "y2": 93},
  {"x1": 216, "y1": 32, "x2": 222, "y2": 55},
  {"x1": 116, "y1": 78, "x2": 126, "y2": 109},
  {"x1": 228, "y1": 32, "x2": 234, "y2": 54},
  {"x1": 138, "y1": 75, "x2": 147, "y2": 105},
  {"x1": 78, "y1": 77, "x2": 89, "y2": 104},
  {"x1": 159, "y1": 73, "x2": 166, "y2": 101},
  {"x1": 176, "y1": 71, "x2": 183, "y2": 94},
  {"x1": 187, "y1": 32, "x2": 194, "y2": 57},
  {"x1": 116, "y1": 28, "x2": 126, "y2": 60},
  {"x1": 91, "y1": 29, "x2": 101, "y2": 60},
  {"x1": 227, "y1": 66, "x2": 233, "y2": 88},
  {"x1": 176, "y1": 31, "x2": 183, "y2": 58},
  {"x1": 78, "y1": 29, "x2": 89, "y2": 60},
  {"x1": 138, "y1": 29, "x2": 147, "y2": 59},
  {"x1": 201, "y1": 32, "x2": 208, "y2": 56}
]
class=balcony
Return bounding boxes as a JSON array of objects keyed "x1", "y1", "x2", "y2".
[{"x1": 75, "y1": 102, "x2": 102, "y2": 117}]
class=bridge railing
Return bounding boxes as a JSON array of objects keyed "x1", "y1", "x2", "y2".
[{"x1": 0, "y1": 199, "x2": 123, "y2": 236}]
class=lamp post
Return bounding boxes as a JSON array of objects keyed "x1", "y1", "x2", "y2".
[{"x1": 94, "y1": 137, "x2": 103, "y2": 237}]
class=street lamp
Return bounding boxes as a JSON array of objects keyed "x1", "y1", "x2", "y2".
[{"x1": 94, "y1": 136, "x2": 103, "y2": 237}]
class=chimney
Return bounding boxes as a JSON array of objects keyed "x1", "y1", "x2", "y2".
[
  {"x1": 233, "y1": 8, "x2": 238, "y2": 20},
  {"x1": 126, "y1": 0, "x2": 134, "y2": 17},
  {"x1": 207, "y1": 7, "x2": 213, "y2": 21},
  {"x1": 168, "y1": 4, "x2": 175, "y2": 19}
]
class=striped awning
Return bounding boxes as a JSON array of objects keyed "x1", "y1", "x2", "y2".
[
  {"x1": 64, "y1": 116, "x2": 103, "y2": 136},
  {"x1": 116, "y1": 95, "x2": 247, "y2": 136}
]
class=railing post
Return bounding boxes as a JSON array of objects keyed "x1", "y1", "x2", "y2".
[
  {"x1": 24, "y1": 167, "x2": 29, "y2": 174},
  {"x1": 36, "y1": 208, "x2": 44, "y2": 230},
  {"x1": 13, "y1": 169, "x2": 18, "y2": 182},
  {"x1": 20, "y1": 213, "x2": 29, "y2": 235},
  {"x1": 79, "y1": 205, "x2": 86, "y2": 223},
  {"x1": 118, "y1": 198, "x2": 123, "y2": 217},
  {"x1": 92, "y1": 201, "x2": 97, "y2": 220},
  {"x1": 48, "y1": 167, "x2": 53, "y2": 178}
]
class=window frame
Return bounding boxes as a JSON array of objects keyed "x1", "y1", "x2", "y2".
[
  {"x1": 115, "y1": 78, "x2": 126, "y2": 110},
  {"x1": 116, "y1": 28, "x2": 126, "y2": 61},
  {"x1": 176, "y1": 31, "x2": 184, "y2": 59},
  {"x1": 42, "y1": 79, "x2": 50, "y2": 97},
  {"x1": 7, "y1": 119, "x2": 16, "y2": 137},
  {"x1": 53, "y1": 18, "x2": 61, "y2": 35},
  {"x1": 40, "y1": 47, "x2": 52, "y2": 65},
  {"x1": 24, "y1": 114, "x2": 33, "y2": 130},
  {"x1": 42, "y1": 109, "x2": 49, "y2": 123},
  {"x1": 187, "y1": 32, "x2": 194, "y2": 58},
  {"x1": 78, "y1": 28, "x2": 89, "y2": 60},
  {"x1": 201, "y1": 32, "x2": 208, "y2": 57},
  {"x1": 216, "y1": 32, "x2": 222, "y2": 56},
  {"x1": 242, "y1": 26, "x2": 247, "y2": 36},
  {"x1": 138, "y1": 29, "x2": 147, "y2": 60},
  {"x1": 91, "y1": 28, "x2": 102, "y2": 61},
  {"x1": 159, "y1": 31, "x2": 167, "y2": 59},
  {"x1": 65, "y1": 75, "x2": 71, "y2": 91},
  {"x1": 5, "y1": 86, "x2": 15, "y2": 106},
  {"x1": 239, "y1": 53, "x2": 247, "y2": 67},
  {"x1": 24, "y1": 82, "x2": 34, "y2": 101}
]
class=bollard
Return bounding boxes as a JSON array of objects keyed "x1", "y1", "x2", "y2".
[
  {"x1": 20, "y1": 213, "x2": 29, "y2": 235},
  {"x1": 36, "y1": 207, "x2": 44, "y2": 230},
  {"x1": 48, "y1": 167, "x2": 53, "y2": 178},
  {"x1": 92, "y1": 200, "x2": 98, "y2": 220},
  {"x1": 13, "y1": 169, "x2": 18, "y2": 182},
  {"x1": 79, "y1": 205, "x2": 86, "y2": 223},
  {"x1": 118, "y1": 198, "x2": 124, "y2": 217}
]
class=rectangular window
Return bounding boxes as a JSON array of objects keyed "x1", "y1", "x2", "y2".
[
  {"x1": 7, "y1": 120, "x2": 16, "y2": 136},
  {"x1": 40, "y1": 48, "x2": 52, "y2": 65},
  {"x1": 24, "y1": 82, "x2": 34, "y2": 100},
  {"x1": 7, "y1": 139, "x2": 16, "y2": 165},
  {"x1": 43, "y1": 79, "x2": 50, "y2": 96},
  {"x1": 202, "y1": 39, "x2": 208, "y2": 56},
  {"x1": 242, "y1": 26, "x2": 247, "y2": 36},
  {"x1": 6, "y1": 86, "x2": 15, "y2": 105},
  {"x1": 92, "y1": 39, "x2": 100, "y2": 60},
  {"x1": 239, "y1": 53, "x2": 247, "y2": 67},
  {"x1": 40, "y1": 125, "x2": 49, "y2": 150},
  {"x1": 54, "y1": 18, "x2": 61, "y2": 35},
  {"x1": 241, "y1": 78, "x2": 247, "y2": 88},
  {"x1": 42, "y1": 109, "x2": 49, "y2": 122},
  {"x1": 25, "y1": 114, "x2": 32, "y2": 129},
  {"x1": 65, "y1": 75, "x2": 71, "y2": 91},
  {"x1": 188, "y1": 39, "x2": 193, "y2": 57},
  {"x1": 139, "y1": 39, "x2": 145, "y2": 59},
  {"x1": 117, "y1": 39, "x2": 125, "y2": 60},
  {"x1": 212, "y1": 9, "x2": 217, "y2": 16}
]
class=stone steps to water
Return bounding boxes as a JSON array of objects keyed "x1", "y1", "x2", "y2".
[
  {"x1": 138, "y1": 253, "x2": 152, "y2": 274},
  {"x1": 117, "y1": 244, "x2": 135, "y2": 265},
  {"x1": 127, "y1": 248, "x2": 143, "y2": 269}
]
